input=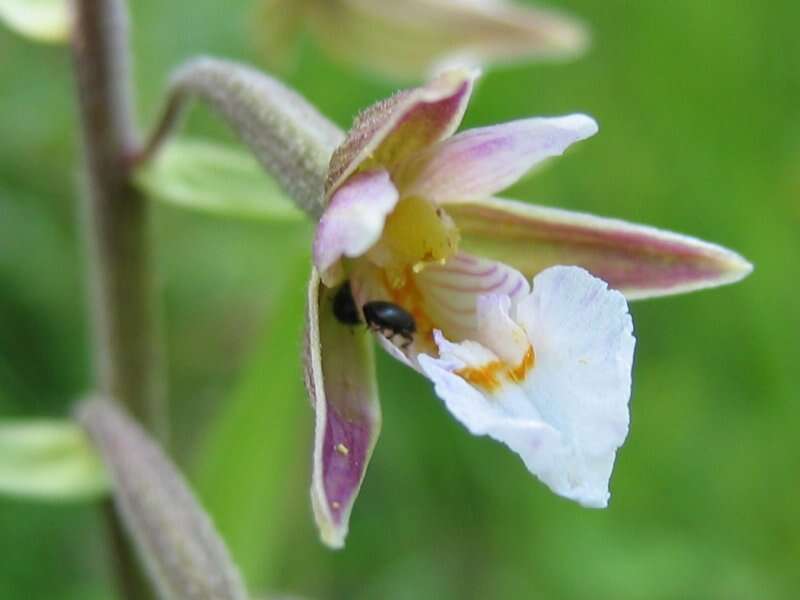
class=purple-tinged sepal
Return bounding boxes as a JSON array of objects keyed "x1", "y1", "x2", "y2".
[
  {"x1": 326, "y1": 68, "x2": 477, "y2": 198},
  {"x1": 305, "y1": 269, "x2": 380, "y2": 548},
  {"x1": 448, "y1": 197, "x2": 752, "y2": 299},
  {"x1": 398, "y1": 114, "x2": 598, "y2": 201}
]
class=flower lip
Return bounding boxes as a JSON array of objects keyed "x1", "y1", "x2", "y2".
[
  {"x1": 454, "y1": 342, "x2": 535, "y2": 392},
  {"x1": 419, "y1": 266, "x2": 634, "y2": 508},
  {"x1": 346, "y1": 253, "x2": 532, "y2": 367}
]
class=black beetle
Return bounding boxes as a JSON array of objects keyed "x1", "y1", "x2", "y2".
[
  {"x1": 332, "y1": 281, "x2": 417, "y2": 349},
  {"x1": 332, "y1": 281, "x2": 362, "y2": 326},
  {"x1": 363, "y1": 301, "x2": 416, "y2": 349}
]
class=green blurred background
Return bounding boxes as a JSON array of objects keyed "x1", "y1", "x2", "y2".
[{"x1": 1, "y1": 0, "x2": 798, "y2": 598}]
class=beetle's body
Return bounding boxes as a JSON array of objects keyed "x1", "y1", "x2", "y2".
[
  {"x1": 332, "y1": 282, "x2": 416, "y2": 349},
  {"x1": 332, "y1": 281, "x2": 361, "y2": 325},
  {"x1": 363, "y1": 301, "x2": 416, "y2": 348}
]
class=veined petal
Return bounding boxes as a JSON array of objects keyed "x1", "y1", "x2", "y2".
[
  {"x1": 448, "y1": 197, "x2": 753, "y2": 299},
  {"x1": 399, "y1": 115, "x2": 597, "y2": 200},
  {"x1": 350, "y1": 253, "x2": 529, "y2": 362},
  {"x1": 414, "y1": 253, "x2": 530, "y2": 343},
  {"x1": 325, "y1": 69, "x2": 477, "y2": 197},
  {"x1": 306, "y1": 269, "x2": 381, "y2": 549},
  {"x1": 419, "y1": 266, "x2": 634, "y2": 507},
  {"x1": 303, "y1": 0, "x2": 587, "y2": 81},
  {"x1": 313, "y1": 169, "x2": 399, "y2": 286}
]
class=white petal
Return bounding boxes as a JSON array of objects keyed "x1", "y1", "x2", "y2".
[
  {"x1": 475, "y1": 294, "x2": 529, "y2": 366},
  {"x1": 419, "y1": 266, "x2": 634, "y2": 507},
  {"x1": 313, "y1": 169, "x2": 399, "y2": 286}
]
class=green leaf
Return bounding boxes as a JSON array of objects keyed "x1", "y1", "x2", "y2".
[
  {"x1": 136, "y1": 138, "x2": 306, "y2": 221},
  {"x1": 0, "y1": 0, "x2": 70, "y2": 43},
  {"x1": 0, "y1": 420, "x2": 109, "y2": 501}
]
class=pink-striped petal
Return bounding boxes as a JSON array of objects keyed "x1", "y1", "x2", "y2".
[
  {"x1": 313, "y1": 169, "x2": 399, "y2": 286},
  {"x1": 448, "y1": 197, "x2": 753, "y2": 299},
  {"x1": 414, "y1": 253, "x2": 530, "y2": 343},
  {"x1": 325, "y1": 68, "x2": 477, "y2": 198},
  {"x1": 397, "y1": 114, "x2": 597, "y2": 201},
  {"x1": 306, "y1": 269, "x2": 380, "y2": 549},
  {"x1": 348, "y1": 254, "x2": 529, "y2": 364}
]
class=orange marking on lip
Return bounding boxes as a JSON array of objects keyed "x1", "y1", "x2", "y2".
[
  {"x1": 456, "y1": 360, "x2": 504, "y2": 391},
  {"x1": 456, "y1": 346, "x2": 535, "y2": 392},
  {"x1": 509, "y1": 346, "x2": 535, "y2": 383}
]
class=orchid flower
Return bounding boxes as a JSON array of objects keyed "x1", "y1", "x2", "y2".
[
  {"x1": 258, "y1": 0, "x2": 588, "y2": 81},
  {"x1": 304, "y1": 68, "x2": 752, "y2": 548}
]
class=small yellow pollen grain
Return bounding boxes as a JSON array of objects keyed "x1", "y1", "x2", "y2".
[{"x1": 335, "y1": 443, "x2": 350, "y2": 456}]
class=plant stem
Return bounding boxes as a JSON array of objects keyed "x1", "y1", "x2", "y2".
[
  {"x1": 71, "y1": 0, "x2": 165, "y2": 598},
  {"x1": 131, "y1": 57, "x2": 343, "y2": 219},
  {"x1": 72, "y1": 0, "x2": 165, "y2": 437},
  {"x1": 103, "y1": 501, "x2": 153, "y2": 600}
]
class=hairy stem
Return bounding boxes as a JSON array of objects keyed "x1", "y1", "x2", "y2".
[
  {"x1": 132, "y1": 57, "x2": 344, "y2": 218},
  {"x1": 71, "y1": 0, "x2": 165, "y2": 598},
  {"x1": 72, "y1": 0, "x2": 165, "y2": 437}
]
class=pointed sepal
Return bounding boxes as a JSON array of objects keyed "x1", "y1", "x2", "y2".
[
  {"x1": 449, "y1": 197, "x2": 752, "y2": 299},
  {"x1": 305, "y1": 269, "x2": 381, "y2": 548}
]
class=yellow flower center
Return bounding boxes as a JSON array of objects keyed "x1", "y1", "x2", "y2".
[{"x1": 367, "y1": 196, "x2": 460, "y2": 278}]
